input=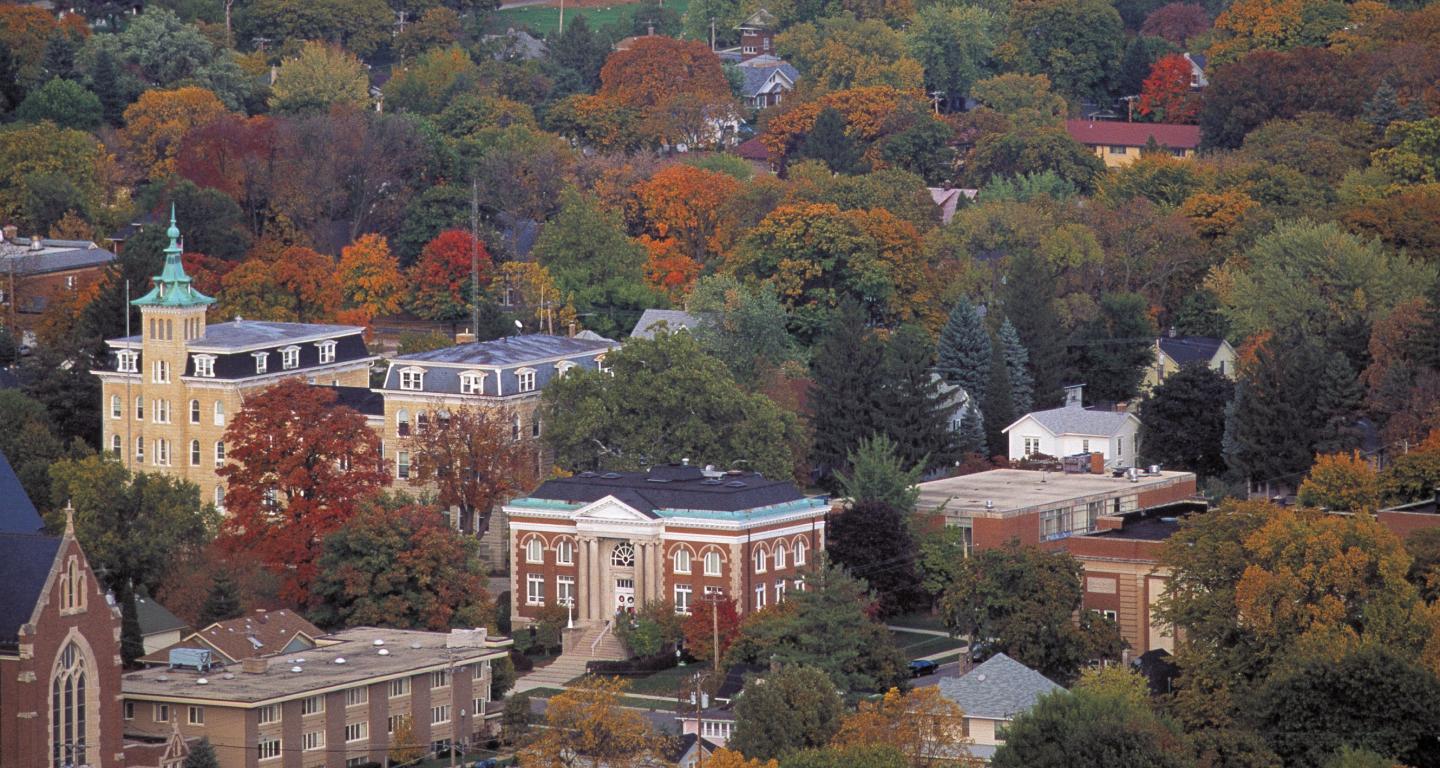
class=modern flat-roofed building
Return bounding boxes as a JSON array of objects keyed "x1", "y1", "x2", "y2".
[
  {"x1": 1067, "y1": 511, "x2": 1186, "y2": 654},
  {"x1": 1, "y1": 228, "x2": 117, "y2": 328},
  {"x1": 121, "y1": 627, "x2": 512, "y2": 768},
  {"x1": 503, "y1": 464, "x2": 827, "y2": 627}
]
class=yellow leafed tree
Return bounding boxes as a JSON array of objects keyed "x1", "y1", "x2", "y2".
[
  {"x1": 832, "y1": 686, "x2": 971, "y2": 767},
  {"x1": 704, "y1": 748, "x2": 780, "y2": 768},
  {"x1": 519, "y1": 677, "x2": 670, "y2": 767}
]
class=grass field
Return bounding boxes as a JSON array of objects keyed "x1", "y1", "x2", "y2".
[
  {"x1": 492, "y1": 0, "x2": 692, "y2": 38},
  {"x1": 526, "y1": 685, "x2": 680, "y2": 711},
  {"x1": 890, "y1": 630, "x2": 966, "y2": 659}
]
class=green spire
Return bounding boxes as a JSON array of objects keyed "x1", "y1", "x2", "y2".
[{"x1": 131, "y1": 204, "x2": 215, "y2": 308}]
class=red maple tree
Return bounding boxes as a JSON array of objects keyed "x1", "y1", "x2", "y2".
[
  {"x1": 217, "y1": 379, "x2": 390, "y2": 604},
  {"x1": 681, "y1": 594, "x2": 742, "y2": 667},
  {"x1": 1138, "y1": 54, "x2": 1201, "y2": 123},
  {"x1": 406, "y1": 229, "x2": 493, "y2": 324},
  {"x1": 405, "y1": 406, "x2": 538, "y2": 536}
]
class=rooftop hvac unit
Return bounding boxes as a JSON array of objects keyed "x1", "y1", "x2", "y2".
[{"x1": 168, "y1": 648, "x2": 214, "y2": 674}]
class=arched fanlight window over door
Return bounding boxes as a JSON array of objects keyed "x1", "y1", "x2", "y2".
[{"x1": 611, "y1": 542, "x2": 635, "y2": 567}]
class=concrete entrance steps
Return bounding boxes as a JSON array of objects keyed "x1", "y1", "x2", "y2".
[{"x1": 515, "y1": 623, "x2": 629, "y2": 692}]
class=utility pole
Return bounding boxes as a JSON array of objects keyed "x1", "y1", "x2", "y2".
[
  {"x1": 559, "y1": 0, "x2": 565, "y2": 36},
  {"x1": 710, "y1": 18, "x2": 716, "y2": 50},
  {"x1": 470, "y1": 177, "x2": 480, "y2": 339}
]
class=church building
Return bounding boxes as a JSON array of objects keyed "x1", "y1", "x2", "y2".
[{"x1": 502, "y1": 464, "x2": 828, "y2": 624}]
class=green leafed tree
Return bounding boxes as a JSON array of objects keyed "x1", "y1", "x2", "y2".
[
  {"x1": 182, "y1": 738, "x2": 221, "y2": 768},
  {"x1": 877, "y1": 324, "x2": 955, "y2": 470},
  {"x1": 0, "y1": 390, "x2": 67, "y2": 512},
  {"x1": 1004, "y1": 248, "x2": 1066, "y2": 407},
  {"x1": 998, "y1": 317, "x2": 1035, "y2": 414},
  {"x1": 197, "y1": 570, "x2": 244, "y2": 626},
  {"x1": 826, "y1": 500, "x2": 923, "y2": 617},
  {"x1": 1224, "y1": 334, "x2": 1325, "y2": 488},
  {"x1": 908, "y1": 5, "x2": 997, "y2": 109},
  {"x1": 793, "y1": 106, "x2": 863, "y2": 174},
  {"x1": 540, "y1": 331, "x2": 802, "y2": 481},
  {"x1": 687, "y1": 274, "x2": 802, "y2": 386},
  {"x1": 1139, "y1": 363, "x2": 1233, "y2": 478},
  {"x1": 14, "y1": 77, "x2": 101, "y2": 130},
  {"x1": 533, "y1": 190, "x2": 655, "y2": 339},
  {"x1": 1066, "y1": 291, "x2": 1156, "y2": 404},
  {"x1": 1314, "y1": 350, "x2": 1366, "y2": 455},
  {"x1": 730, "y1": 665, "x2": 845, "y2": 761},
  {"x1": 992, "y1": 687, "x2": 1195, "y2": 768},
  {"x1": 268, "y1": 41, "x2": 370, "y2": 115},
  {"x1": 835, "y1": 435, "x2": 922, "y2": 511}
]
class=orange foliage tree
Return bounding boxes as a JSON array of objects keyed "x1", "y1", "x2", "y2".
[
  {"x1": 831, "y1": 686, "x2": 971, "y2": 767},
  {"x1": 594, "y1": 37, "x2": 738, "y2": 147},
  {"x1": 218, "y1": 379, "x2": 391, "y2": 604},
  {"x1": 545, "y1": 93, "x2": 646, "y2": 153},
  {"x1": 1138, "y1": 54, "x2": 1201, "y2": 123},
  {"x1": 120, "y1": 86, "x2": 231, "y2": 180},
  {"x1": 760, "y1": 86, "x2": 924, "y2": 161},
  {"x1": 218, "y1": 245, "x2": 342, "y2": 323},
  {"x1": 704, "y1": 750, "x2": 779, "y2": 768},
  {"x1": 633, "y1": 164, "x2": 743, "y2": 269},
  {"x1": 181, "y1": 252, "x2": 235, "y2": 297},
  {"x1": 404, "y1": 406, "x2": 539, "y2": 536},
  {"x1": 639, "y1": 234, "x2": 704, "y2": 302},
  {"x1": 1297, "y1": 452, "x2": 1381, "y2": 513},
  {"x1": 337, "y1": 234, "x2": 405, "y2": 322},
  {"x1": 1179, "y1": 190, "x2": 1259, "y2": 240},
  {"x1": 406, "y1": 229, "x2": 493, "y2": 325}
]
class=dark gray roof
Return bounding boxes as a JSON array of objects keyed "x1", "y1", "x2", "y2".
[
  {"x1": 1010, "y1": 404, "x2": 1137, "y2": 437},
  {"x1": 938, "y1": 653, "x2": 1062, "y2": 720},
  {"x1": 0, "y1": 239, "x2": 116, "y2": 275},
  {"x1": 325, "y1": 385, "x2": 385, "y2": 417},
  {"x1": 134, "y1": 594, "x2": 187, "y2": 637},
  {"x1": 735, "y1": 56, "x2": 798, "y2": 98},
  {"x1": 393, "y1": 334, "x2": 614, "y2": 366},
  {"x1": 1087, "y1": 514, "x2": 1183, "y2": 542},
  {"x1": 526, "y1": 465, "x2": 809, "y2": 516},
  {"x1": 0, "y1": 532, "x2": 61, "y2": 648},
  {"x1": 108, "y1": 320, "x2": 366, "y2": 351},
  {"x1": 0, "y1": 448, "x2": 43, "y2": 534},
  {"x1": 630, "y1": 309, "x2": 700, "y2": 339},
  {"x1": 1158, "y1": 336, "x2": 1225, "y2": 366}
]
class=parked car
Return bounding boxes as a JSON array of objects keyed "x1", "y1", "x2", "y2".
[{"x1": 909, "y1": 659, "x2": 940, "y2": 678}]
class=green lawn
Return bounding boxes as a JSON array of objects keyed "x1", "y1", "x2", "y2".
[
  {"x1": 491, "y1": 0, "x2": 692, "y2": 39},
  {"x1": 887, "y1": 610, "x2": 949, "y2": 632},
  {"x1": 525, "y1": 685, "x2": 680, "y2": 711},
  {"x1": 890, "y1": 630, "x2": 966, "y2": 660},
  {"x1": 618, "y1": 662, "x2": 712, "y2": 696}
]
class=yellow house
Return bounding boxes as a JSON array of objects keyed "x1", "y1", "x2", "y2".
[
  {"x1": 1140, "y1": 333, "x2": 1237, "y2": 392},
  {"x1": 1066, "y1": 120, "x2": 1201, "y2": 168},
  {"x1": 938, "y1": 653, "x2": 1063, "y2": 762}
]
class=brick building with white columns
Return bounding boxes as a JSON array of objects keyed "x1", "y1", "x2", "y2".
[{"x1": 502, "y1": 465, "x2": 827, "y2": 624}]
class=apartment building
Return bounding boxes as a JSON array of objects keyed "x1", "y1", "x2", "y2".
[{"x1": 121, "y1": 628, "x2": 511, "y2": 768}]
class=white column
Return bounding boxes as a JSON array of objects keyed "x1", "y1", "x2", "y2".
[
  {"x1": 576, "y1": 536, "x2": 591, "y2": 621},
  {"x1": 589, "y1": 538, "x2": 602, "y2": 619},
  {"x1": 651, "y1": 540, "x2": 664, "y2": 604},
  {"x1": 635, "y1": 540, "x2": 647, "y2": 606}
]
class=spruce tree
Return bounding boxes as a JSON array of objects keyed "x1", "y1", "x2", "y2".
[
  {"x1": 199, "y1": 570, "x2": 243, "y2": 626},
  {"x1": 90, "y1": 48, "x2": 125, "y2": 127},
  {"x1": 1225, "y1": 334, "x2": 1324, "y2": 489},
  {"x1": 1363, "y1": 80, "x2": 1426, "y2": 133},
  {"x1": 42, "y1": 30, "x2": 78, "y2": 82},
  {"x1": 120, "y1": 584, "x2": 145, "y2": 668},
  {"x1": 1413, "y1": 277, "x2": 1440, "y2": 373},
  {"x1": 999, "y1": 317, "x2": 1034, "y2": 415},
  {"x1": 959, "y1": 401, "x2": 986, "y2": 456},
  {"x1": 937, "y1": 298, "x2": 991, "y2": 405},
  {"x1": 795, "y1": 106, "x2": 863, "y2": 174},
  {"x1": 1315, "y1": 351, "x2": 1365, "y2": 455},
  {"x1": 808, "y1": 300, "x2": 883, "y2": 486},
  {"x1": 1004, "y1": 249, "x2": 1065, "y2": 407},
  {"x1": 877, "y1": 324, "x2": 955, "y2": 470},
  {"x1": 0, "y1": 41, "x2": 25, "y2": 115},
  {"x1": 1066, "y1": 292, "x2": 1155, "y2": 404},
  {"x1": 984, "y1": 334, "x2": 1015, "y2": 456},
  {"x1": 183, "y1": 738, "x2": 221, "y2": 768}
]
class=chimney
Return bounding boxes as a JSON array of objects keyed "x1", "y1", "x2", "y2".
[
  {"x1": 1063, "y1": 384, "x2": 1084, "y2": 408},
  {"x1": 456, "y1": 329, "x2": 477, "y2": 344},
  {"x1": 2, "y1": 225, "x2": 17, "y2": 242},
  {"x1": 242, "y1": 658, "x2": 269, "y2": 674},
  {"x1": 30, "y1": 235, "x2": 44, "y2": 252},
  {"x1": 1167, "y1": 326, "x2": 1177, "y2": 339}
]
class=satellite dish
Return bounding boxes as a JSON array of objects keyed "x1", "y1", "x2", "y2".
[{"x1": 514, "y1": 320, "x2": 523, "y2": 330}]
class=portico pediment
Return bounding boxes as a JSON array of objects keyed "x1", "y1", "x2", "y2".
[{"x1": 573, "y1": 496, "x2": 655, "y2": 524}]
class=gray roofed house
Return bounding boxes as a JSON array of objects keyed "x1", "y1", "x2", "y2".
[
  {"x1": 630, "y1": 308, "x2": 700, "y2": 339},
  {"x1": 1002, "y1": 385, "x2": 1142, "y2": 468},
  {"x1": 734, "y1": 54, "x2": 798, "y2": 109},
  {"x1": 1142, "y1": 331, "x2": 1237, "y2": 391},
  {"x1": 133, "y1": 593, "x2": 189, "y2": 655},
  {"x1": 0, "y1": 235, "x2": 116, "y2": 277},
  {"x1": 938, "y1": 653, "x2": 1062, "y2": 761},
  {"x1": 483, "y1": 28, "x2": 549, "y2": 61}
]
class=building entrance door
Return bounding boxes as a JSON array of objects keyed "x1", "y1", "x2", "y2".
[{"x1": 615, "y1": 578, "x2": 635, "y2": 613}]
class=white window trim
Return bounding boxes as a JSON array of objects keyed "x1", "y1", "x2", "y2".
[
  {"x1": 213, "y1": 401, "x2": 225, "y2": 426},
  {"x1": 526, "y1": 574, "x2": 545, "y2": 606},
  {"x1": 117, "y1": 350, "x2": 138, "y2": 373},
  {"x1": 399, "y1": 366, "x2": 426, "y2": 391},
  {"x1": 317, "y1": 340, "x2": 337, "y2": 364},
  {"x1": 193, "y1": 354, "x2": 216, "y2": 378},
  {"x1": 280, "y1": 345, "x2": 301, "y2": 370},
  {"x1": 703, "y1": 551, "x2": 722, "y2": 577},
  {"x1": 516, "y1": 366, "x2": 537, "y2": 393},
  {"x1": 459, "y1": 370, "x2": 487, "y2": 395},
  {"x1": 253, "y1": 351, "x2": 269, "y2": 374},
  {"x1": 674, "y1": 549, "x2": 692, "y2": 574},
  {"x1": 555, "y1": 539, "x2": 574, "y2": 566},
  {"x1": 525, "y1": 537, "x2": 544, "y2": 564}
]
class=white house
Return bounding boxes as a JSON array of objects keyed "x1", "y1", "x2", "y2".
[
  {"x1": 937, "y1": 653, "x2": 1062, "y2": 763},
  {"x1": 1002, "y1": 385, "x2": 1142, "y2": 468}
]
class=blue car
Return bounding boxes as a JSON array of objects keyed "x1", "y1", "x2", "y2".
[{"x1": 909, "y1": 659, "x2": 939, "y2": 678}]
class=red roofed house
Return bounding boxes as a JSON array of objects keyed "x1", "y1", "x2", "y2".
[
  {"x1": 137, "y1": 609, "x2": 321, "y2": 666},
  {"x1": 1065, "y1": 120, "x2": 1201, "y2": 167}
]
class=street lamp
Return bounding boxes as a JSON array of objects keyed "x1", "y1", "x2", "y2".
[{"x1": 565, "y1": 596, "x2": 574, "y2": 630}]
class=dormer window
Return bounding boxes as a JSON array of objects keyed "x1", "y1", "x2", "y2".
[
  {"x1": 193, "y1": 354, "x2": 215, "y2": 378},
  {"x1": 459, "y1": 371, "x2": 486, "y2": 395},
  {"x1": 281, "y1": 346, "x2": 301, "y2": 370},
  {"x1": 555, "y1": 361, "x2": 577, "y2": 377},
  {"x1": 595, "y1": 354, "x2": 610, "y2": 374},
  {"x1": 399, "y1": 367, "x2": 425, "y2": 391},
  {"x1": 516, "y1": 367, "x2": 537, "y2": 393},
  {"x1": 117, "y1": 350, "x2": 138, "y2": 373},
  {"x1": 317, "y1": 340, "x2": 336, "y2": 364},
  {"x1": 253, "y1": 352, "x2": 269, "y2": 374}
]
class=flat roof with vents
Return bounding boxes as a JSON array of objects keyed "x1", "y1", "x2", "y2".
[
  {"x1": 916, "y1": 468, "x2": 1197, "y2": 519},
  {"x1": 520, "y1": 465, "x2": 815, "y2": 516}
]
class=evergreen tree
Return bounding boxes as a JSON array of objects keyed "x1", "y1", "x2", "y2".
[
  {"x1": 808, "y1": 300, "x2": 883, "y2": 486},
  {"x1": 827, "y1": 500, "x2": 924, "y2": 616},
  {"x1": 553, "y1": 16, "x2": 608, "y2": 91},
  {"x1": 877, "y1": 324, "x2": 954, "y2": 470},
  {"x1": 1138, "y1": 363, "x2": 1233, "y2": 478},
  {"x1": 183, "y1": 738, "x2": 221, "y2": 768},
  {"x1": 1414, "y1": 277, "x2": 1440, "y2": 373},
  {"x1": 998, "y1": 318, "x2": 1034, "y2": 415},
  {"x1": 1362, "y1": 80, "x2": 1426, "y2": 134},
  {"x1": 835, "y1": 435, "x2": 922, "y2": 511},
  {"x1": 937, "y1": 298, "x2": 991, "y2": 404},
  {"x1": 120, "y1": 584, "x2": 145, "y2": 668},
  {"x1": 90, "y1": 48, "x2": 125, "y2": 127},
  {"x1": 959, "y1": 401, "x2": 986, "y2": 456},
  {"x1": 794, "y1": 107, "x2": 863, "y2": 174},
  {"x1": 42, "y1": 30, "x2": 79, "y2": 82},
  {"x1": 1225, "y1": 334, "x2": 1325, "y2": 489},
  {"x1": 1315, "y1": 351, "x2": 1366, "y2": 455},
  {"x1": 984, "y1": 334, "x2": 1015, "y2": 456},
  {"x1": 1004, "y1": 249, "x2": 1065, "y2": 407},
  {"x1": 0, "y1": 41, "x2": 25, "y2": 115},
  {"x1": 198, "y1": 570, "x2": 244, "y2": 626},
  {"x1": 1065, "y1": 292, "x2": 1155, "y2": 404}
]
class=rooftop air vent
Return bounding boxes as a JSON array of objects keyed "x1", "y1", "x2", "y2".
[
  {"x1": 702, "y1": 479, "x2": 724, "y2": 485},
  {"x1": 290, "y1": 666, "x2": 302, "y2": 673},
  {"x1": 378, "y1": 648, "x2": 390, "y2": 656},
  {"x1": 156, "y1": 675, "x2": 169, "y2": 682},
  {"x1": 373, "y1": 639, "x2": 385, "y2": 646},
  {"x1": 646, "y1": 477, "x2": 670, "y2": 483},
  {"x1": 222, "y1": 673, "x2": 235, "y2": 680},
  {"x1": 334, "y1": 658, "x2": 346, "y2": 664},
  {"x1": 579, "y1": 471, "x2": 597, "y2": 478},
  {"x1": 410, "y1": 641, "x2": 422, "y2": 649},
  {"x1": 196, "y1": 678, "x2": 208, "y2": 685},
  {"x1": 726, "y1": 480, "x2": 746, "y2": 488},
  {"x1": 601, "y1": 472, "x2": 621, "y2": 479}
]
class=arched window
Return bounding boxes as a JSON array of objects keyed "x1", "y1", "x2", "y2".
[
  {"x1": 51, "y1": 641, "x2": 90, "y2": 767},
  {"x1": 673, "y1": 548, "x2": 692, "y2": 574},
  {"x1": 110, "y1": 435, "x2": 121, "y2": 457},
  {"x1": 753, "y1": 547, "x2": 768, "y2": 574},
  {"x1": 189, "y1": 399, "x2": 200, "y2": 424},
  {"x1": 215, "y1": 441, "x2": 226, "y2": 467},
  {"x1": 774, "y1": 542, "x2": 787, "y2": 569},
  {"x1": 794, "y1": 540, "x2": 807, "y2": 566},
  {"x1": 213, "y1": 401, "x2": 225, "y2": 426},
  {"x1": 396, "y1": 409, "x2": 411, "y2": 436},
  {"x1": 611, "y1": 542, "x2": 635, "y2": 567},
  {"x1": 556, "y1": 539, "x2": 574, "y2": 566},
  {"x1": 703, "y1": 550, "x2": 722, "y2": 577},
  {"x1": 190, "y1": 440, "x2": 200, "y2": 466},
  {"x1": 110, "y1": 395, "x2": 121, "y2": 419},
  {"x1": 525, "y1": 537, "x2": 544, "y2": 564}
]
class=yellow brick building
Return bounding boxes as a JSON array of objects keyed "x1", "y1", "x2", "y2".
[{"x1": 91, "y1": 211, "x2": 375, "y2": 509}]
